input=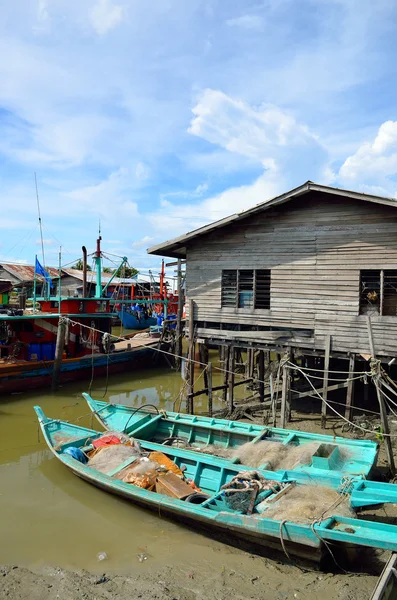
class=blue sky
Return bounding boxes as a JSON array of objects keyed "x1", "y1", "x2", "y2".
[{"x1": 1, "y1": 0, "x2": 397, "y2": 274}]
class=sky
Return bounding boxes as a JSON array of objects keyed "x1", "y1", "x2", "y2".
[{"x1": 1, "y1": 0, "x2": 397, "y2": 275}]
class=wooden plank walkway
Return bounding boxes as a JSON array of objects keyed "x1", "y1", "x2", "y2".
[{"x1": 113, "y1": 336, "x2": 158, "y2": 352}]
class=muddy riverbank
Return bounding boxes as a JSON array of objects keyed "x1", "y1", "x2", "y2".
[{"x1": 0, "y1": 554, "x2": 379, "y2": 600}]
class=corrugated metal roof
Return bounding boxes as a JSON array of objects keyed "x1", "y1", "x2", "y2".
[
  {"x1": 147, "y1": 180, "x2": 397, "y2": 258},
  {"x1": 62, "y1": 268, "x2": 138, "y2": 285},
  {"x1": 0, "y1": 263, "x2": 60, "y2": 282}
]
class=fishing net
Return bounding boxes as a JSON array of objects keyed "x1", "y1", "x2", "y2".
[
  {"x1": 203, "y1": 441, "x2": 350, "y2": 471},
  {"x1": 221, "y1": 471, "x2": 280, "y2": 514},
  {"x1": 262, "y1": 485, "x2": 355, "y2": 524},
  {"x1": 88, "y1": 444, "x2": 140, "y2": 474}
]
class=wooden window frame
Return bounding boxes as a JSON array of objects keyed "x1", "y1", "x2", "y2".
[
  {"x1": 221, "y1": 269, "x2": 271, "y2": 309},
  {"x1": 359, "y1": 269, "x2": 397, "y2": 316}
]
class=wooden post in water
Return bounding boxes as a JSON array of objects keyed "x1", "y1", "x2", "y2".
[
  {"x1": 222, "y1": 345, "x2": 230, "y2": 405},
  {"x1": 52, "y1": 319, "x2": 66, "y2": 392},
  {"x1": 280, "y1": 361, "x2": 290, "y2": 429},
  {"x1": 175, "y1": 258, "x2": 184, "y2": 371},
  {"x1": 227, "y1": 346, "x2": 235, "y2": 413},
  {"x1": 321, "y1": 335, "x2": 331, "y2": 429},
  {"x1": 345, "y1": 353, "x2": 355, "y2": 421},
  {"x1": 258, "y1": 349, "x2": 265, "y2": 403},
  {"x1": 186, "y1": 299, "x2": 195, "y2": 414},
  {"x1": 199, "y1": 342, "x2": 209, "y2": 389},
  {"x1": 207, "y1": 362, "x2": 213, "y2": 417},
  {"x1": 367, "y1": 316, "x2": 396, "y2": 476},
  {"x1": 249, "y1": 347, "x2": 255, "y2": 378}
]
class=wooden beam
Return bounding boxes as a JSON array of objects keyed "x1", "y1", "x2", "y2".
[
  {"x1": 269, "y1": 372, "x2": 276, "y2": 426},
  {"x1": 280, "y1": 363, "x2": 290, "y2": 429},
  {"x1": 257, "y1": 349, "x2": 265, "y2": 403},
  {"x1": 52, "y1": 319, "x2": 66, "y2": 392},
  {"x1": 199, "y1": 342, "x2": 209, "y2": 389},
  {"x1": 174, "y1": 258, "x2": 184, "y2": 370},
  {"x1": 345, "y1": 353, "x2": 355, "y2": 421},
  {"x1": 292, "y1": 380, "x2": 348, "y2": 399},
  {"x1": 227, "y1": 347, "x2": 235, "y2": 413},
  {"x1": 222, "y1": 345, "x2": 230, "y2": 405},
  {"x1": 186, "y1": 299, "x2": 195, "y2": 414},
  {"x1": 165, "y1": 260, "x2": 186, "y2": 267},
  {"x1": 321, "y1": 335, "x2": 331, "y2": 429},
  {"x1": 366, "y1": 316, "x2": 396, "y2": 476},
  {"x1": 188, "y1": 383, "x2": 227, "y2": 399},
  {"x1": 207, "y1": 362, "x2": 213, "y2": 417}
]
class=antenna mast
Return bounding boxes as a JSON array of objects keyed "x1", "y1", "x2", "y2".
[{"x1": 35, "y1": 172, "x2": 46, "y2": 266}]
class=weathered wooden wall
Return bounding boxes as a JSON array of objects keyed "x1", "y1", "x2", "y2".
[{"x1": 185, "y1": 191, "x2": 397, "y2": 356}]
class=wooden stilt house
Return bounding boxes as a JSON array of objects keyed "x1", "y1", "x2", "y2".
[{"x1": 148, "y1": 181, "x2": 397, "y2": 359}]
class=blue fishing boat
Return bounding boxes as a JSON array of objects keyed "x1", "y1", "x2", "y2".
[
  {"x1": 117, "y1": 304, "x2": 157, "y2": 330},
  {"x1": 84, "y1": 395, "x2": 379, "y2": 480},
  {"x1": 34, "y1": 405, "x2": 397, "y2": 566}
]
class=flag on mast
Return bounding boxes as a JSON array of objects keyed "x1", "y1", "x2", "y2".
[{"x1": 35, "y1": 257, "x2": 53, "y2": 289}]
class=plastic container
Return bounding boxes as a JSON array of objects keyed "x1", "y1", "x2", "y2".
[
  {"x1": 41, "y1": 342, "x2": 55, "y2": 361},
  {"x1": 28, "y1": 343, "x2": 41, "y2": 361},
  {"x1": 167, "y1": 315, "x2": 177, "y2": 330}
]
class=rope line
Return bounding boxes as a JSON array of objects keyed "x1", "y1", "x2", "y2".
[{"x1": 58, "y1": 317, "x2": 397, "y2": 436}]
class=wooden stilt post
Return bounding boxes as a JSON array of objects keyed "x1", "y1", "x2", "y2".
[
  {"x1": 321, "y1": 335, "x2": 331, "y2": 429},
  {"x1": 249, "y1": 347, "x2": 255, "y2": 378},
  {"x1": 345, "y1": 353, "x2": 355, "y2": 421},
  {"x1": 280, "y1": 361, "x2": 290, "y2": 429},
  {"x1": 186, "y1": 299, "x2": 195, "y2": 414},
  {"x1": 367, "y1": 316, "x2": 395, "y2": 476},
  {"x1": 258, "y1": 349, "x2": 265, "y2": 403},
  {"x1": 245, "y1": 348, "x2": 250, "y2": 379},
  {"x1": 222, "y1": 345, "x2": 230, "y2": 405},
  {"x1": 270, "y1": 373, "x2": 276, "y2": 426},
  {"x1": 199, "y1": 343, "x2": 209, "y2": 389},
  {"x1": 52, "y1": 318, "x2": 66, "y2": 392},
  {"x1": 227, "y1": 346, "x2": 235, "y2": 413},
  {"x1": 287, "y1": 348, "x2": 293, "y2": 423},
  {"x1": 175, "y1": 258, "x2": 184, "y2": 371},
  {"x1": 207, "y1": 362, "x2": 213, "y2": 417}
]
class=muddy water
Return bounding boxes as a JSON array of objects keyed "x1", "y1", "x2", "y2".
[{"x1": 0, "y1": 363, "x2": 249, "y2": 574}]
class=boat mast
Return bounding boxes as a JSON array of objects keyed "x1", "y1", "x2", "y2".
[
  {"x1": 35, "y1": 172, "x2": 47, "y2": 298},
  {"x1": 94, "y1": 229, "x2": 102, "y2": 299}
]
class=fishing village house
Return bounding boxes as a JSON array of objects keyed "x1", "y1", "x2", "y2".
[
  {"x1": 0, "y1": 263, "x2": 60, "y2": 299},
  {"x1": 148, "y1": 181, "x2": 397, "y2": 437},
  {"x1": 60, "y1": 268, "x2": 139, "y2": 298}
]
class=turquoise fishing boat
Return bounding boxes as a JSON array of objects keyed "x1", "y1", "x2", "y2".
[
  {"x1": 84, "y1": 394, "x2": 379, "y2": 480},
  {"x1": 34, "y1": 405, "x2": 397, "y2": 566}
]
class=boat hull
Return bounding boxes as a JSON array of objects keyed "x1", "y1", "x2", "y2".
[
  {"x1": 34, "y1": 406, "x2": 397, "y2": 568},
  {"x1": 117, "y1": 309, "x2": 157, "y2": 330},
  {"x1": 85, "y1": 397, "x2": 379, "y2": 481},
  {"x1": 0, "y1": 347, "x2": 156, "y2": 395}
]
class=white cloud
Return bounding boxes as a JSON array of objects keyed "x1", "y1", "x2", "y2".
[
  {"x1": 90, "y1": 0, "x2": 124, "y2": 35},
  {"x1": 135, "y1": 161, "x2": 150, "y2": 181},
  {"x1": 188, "y1": 89, "x2": 323, "y2": 165},
  {"x1": 35, "y1": 238, "x2": 55, "y2": 246},
  {"x1": 339, "y1": 121, "x2": 397, "y2": 194},
  {"x1": 160, "y1": 182, "x2": 209, "y2": 202},
  {"x1": 34, "y1": 0, "x2": 50, "y2": 34},
  {"x1": 226, "y1": 15, "x2": 264, "y2": 30},
  {"x1": 149, "y1": 89, "x2": 328, "y2": 236},
  {"x1": 0, "y1": 257, "x2": 29, "y2": 265},
  {"x1": 131, "y1": 236, "x2": 156, "y2": 249},
  {"x1": 62, "y1": 167, "x2": 141, "y2": 218}
]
